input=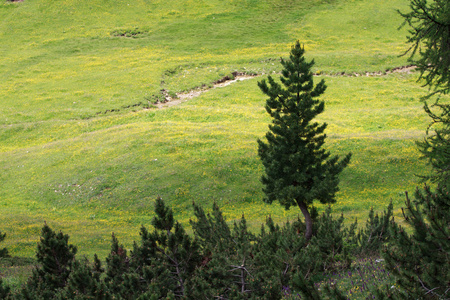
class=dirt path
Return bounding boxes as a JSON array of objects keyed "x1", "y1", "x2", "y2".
[
  {"x1": 155, "y1": 66, "x2": 416, "y2": 109},
  {"x1": 155, "y1": 74, "x2": 256, "y2": 109}
]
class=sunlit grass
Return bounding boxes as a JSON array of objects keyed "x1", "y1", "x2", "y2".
[
  {"x1": 1, "y1": 0, "x2": 409, "y2": 124},
  {"x1": 0, "y1": 0, "x2": 441, "y2": 266},
  {"x1": 0, "y1": 73, "x2": 436, "y2": 258}
]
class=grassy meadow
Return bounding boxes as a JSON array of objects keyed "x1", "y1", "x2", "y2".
[{"x1": 0, "y1": 0, "x2": 442, "y2": 268}]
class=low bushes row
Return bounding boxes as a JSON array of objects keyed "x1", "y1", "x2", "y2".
[{"x1": 0, "y1": 197, "x2": 393, "y2": 299}]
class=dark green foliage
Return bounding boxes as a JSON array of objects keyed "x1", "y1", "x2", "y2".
[
  {"x1": 0, "y1": 278, "x2": 11, "y2": 300},
  {"x1": 379, "y1": 3, "x2": 450, "y2": 299},
  {"x1": 20, "y1": 223, "x2": 77, "y2": 299},
  {"x1": 190, "y1": 201, "x2": 233, "y2": 253},
  {"x1": 55, "y1": 257, "x2": 110, "y2": 300},
  {"x1": 255, "y1": 216, "x2": 307, "y2": 287},
  {"x1": 190, "y1": 202, "x2": 354, "y2": 299},
  {"x1": 257, "y1": 41, "x2": 351, "y2": 240},
  {"x1": 104, "y1": 233, "x2": 130, "y2": 296},
  {"x1": 309, "y1": 207, "x2": 351, "y2": 271},
  {"x1": 129, "y1": 226, "x2": 156, "y2": 271},
  {"x1": 130, "y1": 198, "x2": 203, "y2": 299},
  {"x1": 291, "y1": 271, "x2": 349, "y2": 300},
  {"x1": 400, "y1": 0, "x2": 450, "y2": 187},
  {"x1": 291, "y1": 273, "x2": 322, "y2": 300},
  {"x1": 7, "y1": 198, "x2": 369, "y2": 299},
  {"x1": 190, "y1": 204, "x2": 295, "y2": 299},
  {"x1": 0, "y1": 231, "x2": 9, "y2": 258},
  {"x1": 190, "y1": 206, "x2": 262, "y2": 299},
  {"x1": 399, "y1": 0, "x2": 450, "y2": 95},
  {"x1": 152, "y1": 196, "x2": 174, "y2": 233},
  {"x1": 190, "y1": 202, "x2": 264, "y2": 298},
  {"x1": 383, "y1": 187, "x2": 450, "y2": 299},
  {"x1": 417, "y1": 102, "x2": 450, "y2": 185},
  {"x1": 355, "y1": 202, "x2": 393, "y2": 255}
]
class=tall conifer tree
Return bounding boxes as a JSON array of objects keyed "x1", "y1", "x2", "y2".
[
  {"x1": 257, "y1": 41, "x2": 351, "y2": 240},
  {"x1": 380, "y1": 1, "x2": 450, "y2": 298}
]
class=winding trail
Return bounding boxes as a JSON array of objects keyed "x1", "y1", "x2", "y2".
[{"x1": 155, "y1": 66, "x2": 416, "y2": 109}]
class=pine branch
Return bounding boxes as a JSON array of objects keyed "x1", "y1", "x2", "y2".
[{"x1": 418, "y1": 276, "x2": 442, "y2": 298}]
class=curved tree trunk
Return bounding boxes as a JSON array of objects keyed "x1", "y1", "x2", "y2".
[{"x1": 296, "y1": 200, "x2": 313, "y2": 241}]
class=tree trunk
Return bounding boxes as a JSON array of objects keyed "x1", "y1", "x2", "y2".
[{"x1": 296, "y1": 200, "x2": 313, "y2": 241}]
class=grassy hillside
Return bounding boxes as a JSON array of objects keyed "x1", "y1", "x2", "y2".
[{"x1": 0, "y1": 0, "x2": 437, "y2": 260}]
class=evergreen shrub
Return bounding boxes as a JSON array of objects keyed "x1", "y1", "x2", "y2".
[{"x1": 3, "y1": 198, "x2": 376, "y2": 299}]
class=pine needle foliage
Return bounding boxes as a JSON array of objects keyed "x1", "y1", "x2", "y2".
[
  {"x1": 257, "y1": 41, "x2": 351, "y2": 240},
  {"x1": 399, "y1": 0, "x2": 450, "y2": 95},
  {"x1": 5, "y1": 197, "x2": 370, "y2": 299},
  {"x1": 417, "y1": 102, "x2": 450, "y2": 185},
  {"x1": 55, "y1": 257, "x2": 109, "y2": 300},
  {"x1": 104, "y1": 233, "x2": 130, "y2": 296},
  {"x1": 20, "y1": 223, "x2": 77, "y2": 299},
  {"x1": 152, "y1": 196, "x2": 174, "y2": 234},
  {"x1": 379, "y1": 1, "x2": 450, "y2": 298},
  {"x1": 355, "y1": 202, "x2": 393, "y2": 255},
  {"x1": 400, "y1": 0, "x2": 450, "y2": 186},
  {"x1": 383, "y1": 186, "x2": 450, "y2": 299}
]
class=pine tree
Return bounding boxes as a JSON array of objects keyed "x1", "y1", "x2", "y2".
[
  {"x1": 55, "y1": 257, "x2": 110, "y2": 300},
  {"x1": 356, "y1": 202, "x2": 393, "y2": 255},
  {"x1": 257, "y1": 41, "x2": 351, "y2": 240},
  {"x1": 190, "y1": 203, "x2": 283, "y2": 299},
  {"x1": 417, "y1": 102, "x2": 450, "y2": 185},
  {"x1": 190, "y1": 201, "x2": 233, "y2": 254},
  {"x1": 310, "y1": 207, "x2": 351, "y2": 270},
  {"x1": 129, "y1": 197, "x2": 202, "y2": 299},
  {"x1": 379, "y1": 1, "x2": 450, "y2": 298},
  {"x1": 104, "y1": 233, "x2": 130, "y2": 296},
  {"x1": 152, "y1": 196, "x2": 174, "y2": 235},
  {"x1": 0, "y1": 231, "x2": 9, "y2": 258},
  {"x1": 254, "y1": 216, "x2": 308, "y2": 296},
  {"x1": 21, "y1": 223, "x2": 77, "y2": 299},
  {"x1": 189, "y1": 203, "x2": 237, "y2": 298},
  {"x1": 291, "y1": 272, "x2": 348, "y2": 300}
]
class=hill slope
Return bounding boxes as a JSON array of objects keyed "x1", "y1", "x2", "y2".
[{"x1": 0, "y1": 0, "x2": 432, "y2": 258}]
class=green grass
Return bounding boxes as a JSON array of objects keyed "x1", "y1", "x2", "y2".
[
  {"x1": 0, "y1": 73, "x2": 434, "y2": 259},
  {"x1": 0, "y1": 0, "x2": 442, "y2": 263},
  {"x1": 1, "y1": 0, "x2": 409, "y2": 124},
  {"x1": 0, "y1": 257, "x2": 35, "y2": 293}
]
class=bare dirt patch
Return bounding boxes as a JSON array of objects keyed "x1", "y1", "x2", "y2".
[{"x1": 155, "y1": 73, "x2": 257, "y2": 109}]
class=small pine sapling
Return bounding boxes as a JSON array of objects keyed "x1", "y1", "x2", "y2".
[
  {"x1": 356, "y1": 202, "x2": 393, "y2": 255},
  {"x1": 104, "y1": 233, "x2": 130, "y2": 296}
]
